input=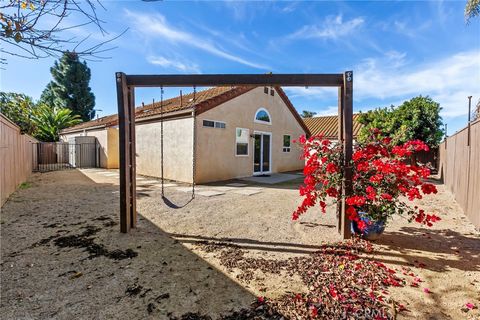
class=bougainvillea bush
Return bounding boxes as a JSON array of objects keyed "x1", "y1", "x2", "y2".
[{"x1": 293, "y1": 129, "x2": 441, "y2": 231}]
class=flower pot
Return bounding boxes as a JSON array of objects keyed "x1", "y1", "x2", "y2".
[{"x1": 351, "y1": 213, "x2": 386, "y2": 241}]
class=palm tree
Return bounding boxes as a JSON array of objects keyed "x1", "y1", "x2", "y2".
[
  {"x1": 32, "y1": 105, "x2": 82, "y2": 142},
  {"x1": 301, "y1": 110, "x2": 317, "y2": 118},
  {"x1": 466, "y1": 0, "x2": 480, "y2": 22}
]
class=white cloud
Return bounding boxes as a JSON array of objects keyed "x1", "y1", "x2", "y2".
[
  {"x1": 284, "y1": 87, "x2": 338, "y2": 100},
  {"x1": 147, "y1": 56, "x2": 200, "y2": 73},
  {"x1": 285, "y1": 50, "x2": 480, "y2": 119},
  {"x1": 355, "y1": 50, "x2": 480, "y2": 117},
  {"x1": 311, "y1": 105, "x2": 339, "y2": 117},
  {"x1": 125, "y1": 10, "x2": 269, "y2": 70},
  {"x1": 286, "y1": 15, "x2": 364, "y2": 41}
]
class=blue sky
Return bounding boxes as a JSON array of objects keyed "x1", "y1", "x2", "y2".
[{"x1": 1, "y1": 0, "x2": 479, "y2": 135}]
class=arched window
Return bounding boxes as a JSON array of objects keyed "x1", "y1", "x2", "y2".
[{"x1": 254, "y1": 108, "x2": 271, "y2": 124}]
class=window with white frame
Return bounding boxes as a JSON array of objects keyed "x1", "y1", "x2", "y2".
[
  {"x1": 254, "y1": 108, "x2": 271, "y2": 124},
  {"x1": 236, "y1": 128, "x2": 249, "y2": 156},
  {"x1": 203, "y1": 119, "x2": 226, "y2": 129},
  {"x1": 283, "y1": 135, "x2": 291, "y2": 152}
]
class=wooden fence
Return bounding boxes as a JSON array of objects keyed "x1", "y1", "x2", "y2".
[
  {"x1": 438, "y1": 118, "x2": 480, "y2": 229},
  {"x1": 0, "y1": 114, "x2": 37, "y2": 206}
]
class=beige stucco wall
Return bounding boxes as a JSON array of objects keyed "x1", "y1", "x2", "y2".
[
  {"x1": 135, "y1": 117, "x2": 194, "y2": 183},
  {"x1": 106, "y1": 128, "x2": 119, "y2": 168},
  {"x1": 60, "y1": 127, "x2": 119, "y2": 169},
  {"x1": 195, "y1": 87, "x2": 306, "y2": 183}
]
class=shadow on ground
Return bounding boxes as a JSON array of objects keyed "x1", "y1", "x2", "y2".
[
  {"x1": 375, "y1": 226, "x2": 480, "y2": 272},
  {"x1": 0, "y1": 170, "x2": 259, "y2": 319}
]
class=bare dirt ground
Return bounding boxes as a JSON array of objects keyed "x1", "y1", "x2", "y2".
[{"x1": 1, "y1": 169, "x2": 479, "y2": 319}]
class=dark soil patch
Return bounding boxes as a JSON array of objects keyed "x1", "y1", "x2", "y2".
[
  {"x1": 125, "y1": 283, "x2": 143, "y2": 297},
  {"x1": 169, "y1": 301, "x2": 285, "y2": 320},
  {"x1": 35, "y1": 225, "x2": 138, "y2": 260}
]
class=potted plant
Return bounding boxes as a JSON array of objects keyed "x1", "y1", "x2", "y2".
[{"x1": 293, "y1": 129, "x2": 440, "y2": 240}]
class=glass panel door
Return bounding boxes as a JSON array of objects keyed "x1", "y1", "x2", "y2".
[
  {"x1": 253, "y1": 133, "x2": 271, "y2": 175},
  {"x1": 262, "y1": 134, "x2": 270, "y2": 172},
  {"x1": 253, "y1": 134, "x2": 262, "y2": 173}
]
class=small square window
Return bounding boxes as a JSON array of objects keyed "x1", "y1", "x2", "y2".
[
  {"x1": 236, "y1": 128, "x2": 249, "y2": 156},
  {"x1": 237, "y1": 143, "x2": 248, "y2": 155},
  {"x1": 215, "y1": 122, "x2": 226, "y2": 129},
  {"x1": 264, "y1": 87, "x2": 269, "y2": 94},
  {"x1": 283, "y1": 135, "x2": 291, "y2": 152},
  {"x1": 270, "y1": 88, "x2": 275, "y2": 96}
]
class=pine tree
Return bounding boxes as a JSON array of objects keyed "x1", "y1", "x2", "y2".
[{"x1": 40, "y1": 51, "x2": 95, "y2": 122}]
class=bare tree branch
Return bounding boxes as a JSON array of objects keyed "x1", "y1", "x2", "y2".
[{"x1": 0, "y1": 0, "x2": 125, "y2": 62}]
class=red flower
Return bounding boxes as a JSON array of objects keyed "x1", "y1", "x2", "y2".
[
  {"x1": 381, "y1": 193, "x2": 393, "y2": 201},
  {"x1": 421, "y1": 183, "x2": 437, "y2": 195},
  {"x1": 304, "y1": 175, "x2": 316, "y2": 186},
  {"x1": 325, "y1": 162, "x2": 338, "y2": 174},
  {"x1": 407, "y1": 187, "x2": 422, "y2": 201},
  {"x1": 346, "y1": 206, "x2": 358, "y2": 220},
  {"x1": 319, "y1": 201, "x2": 327, "y2": 213},
  {"x1": 292, "y1": 131, "x2": 441, "y2": 228},
  {"x1": 326, "y1": 187, "x2": 338, "y2": 197},
  {"x1": 352, "y1": 150, "x2": 364, "y2": 162},
  {"x1": 329, "y1": 283, "x2": 338, "y2": 299},
  {"x1": 346, "y1": 196, "x2": 366, "y2": 207},
  {"x1": 369, "y1": 174, "x2": 383, "y2": 184},
  {"x1": 309, "y1": 305, "x2": 318, "y2": 317},
  {"x1": 366, "y1": 186, "x2": 376, "y2": 200},
  {"x1": 357, "y1": 220, "x2": 367, "y2": 231}
]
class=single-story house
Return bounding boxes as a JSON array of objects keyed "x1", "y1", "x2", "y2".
[
  {"x1": 61, "y1": 86, "x2": 310, "y2": 183},
  {"x1": 302, "y1": 114, "x2": 363, "y2": 141}
]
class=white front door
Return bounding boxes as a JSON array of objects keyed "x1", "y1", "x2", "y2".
[{"x1": 253, "y1": 132, "x2": 272, "y2": 175}]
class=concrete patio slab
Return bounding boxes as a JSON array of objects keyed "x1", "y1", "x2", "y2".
[
  {"x1": 196, "y1": 190, "x2": 225, "y2": 197},
  {"x1": 175, "y1": 187, "x2": 198, "y2": 193},
  {"x1": 239, "y1": 173, "x2": 300, "y2": 184},
  {"x1": 208, "y1": 186, "x2": 236, "y2": 192},
  {"x1": 225, "y1": 183, "x2": 248, "y2": 187},
  {"x1": 242, "y1": 187, "x2": 264, "y2": 191},
  {"x1": 232, "y1": 189, "x2": 261, "y2": 196},
  {"x1": 138, "y1": 180, "x2": 161, "y2": 184},
  {"x1": 159, "y1": 183, "x2": 177, "y2": 188}
]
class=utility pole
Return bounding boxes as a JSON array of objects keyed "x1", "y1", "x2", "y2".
[{"x1": 468, "y1": 96, "x2": 472, "y2": 146}]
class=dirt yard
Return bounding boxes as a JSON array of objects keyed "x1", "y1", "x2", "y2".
[{"x1": 1, "y1": 169, "x2": 479, "y2": 319}]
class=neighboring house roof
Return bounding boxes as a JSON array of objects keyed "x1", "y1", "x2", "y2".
[
  {"x1": 303, "y1": 114, "x2": 363, "y2": 139},
  {"x1": 61, "y1": 86, "x2": 310, "y2": 135}
]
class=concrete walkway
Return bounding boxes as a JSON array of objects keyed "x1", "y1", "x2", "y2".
[
  {"x1": 79, "y1": 169, "x2": 265, "y2": 198},
  {"x1": 239, "y1": 173, "x2": 300, "y2": 184}
]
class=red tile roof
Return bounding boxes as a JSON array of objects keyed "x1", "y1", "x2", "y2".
[
  {"x1": 62, "y1": 86, "x2": 253, "y2": 133},
  {"x1": 61, "y1": 86, "x2": 309, "y2": 135},
  {"x1": 303, "y1": 114, "x2": 363, "y2": 138}
]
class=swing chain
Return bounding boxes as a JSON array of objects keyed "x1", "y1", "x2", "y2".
[
  {"x1": 192, "y1": 85, "x2": 197, "y2": 199},
  {"x1": 160, "y1": 86, "x2": 164, "y2": 197}
]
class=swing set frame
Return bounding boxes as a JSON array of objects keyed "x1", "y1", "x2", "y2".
[{"x1": 115, "y1": 72, "x2": 354, "y2": 239}]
